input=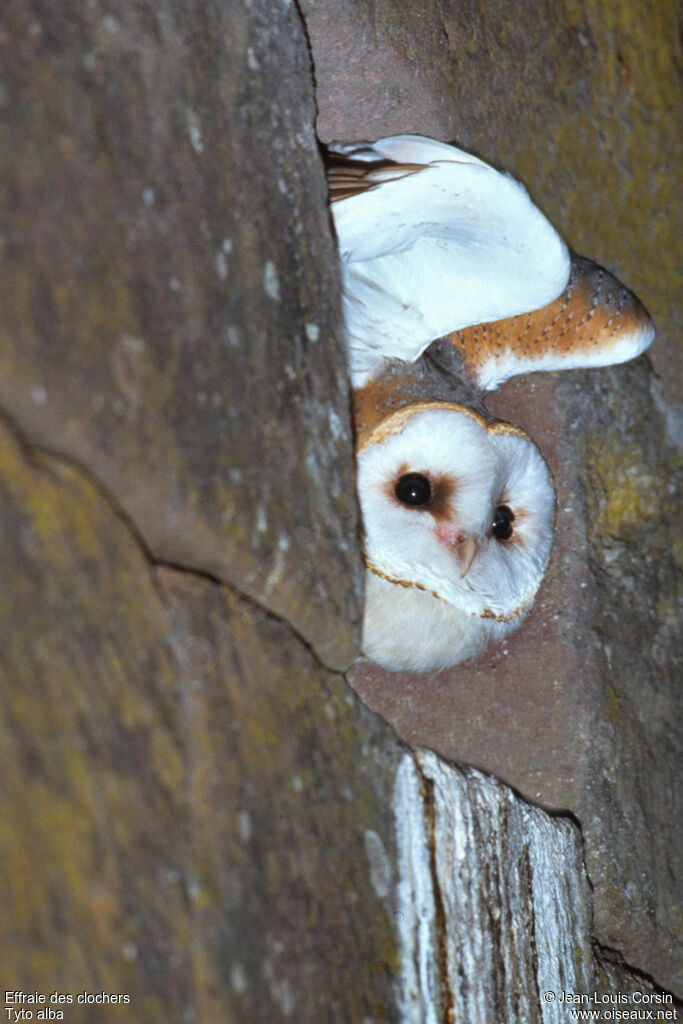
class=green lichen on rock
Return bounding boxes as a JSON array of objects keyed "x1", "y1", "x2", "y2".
[
  {"x1": 586, "y1": 430, "x2": 681, "y2": 544},
  {"x1": 158, "y1": 571, "x2": 401, "y2": 1022},
  {"x1": 0, "y1": 413, "x2": 402, "y2": 1022},
  {"x1": 313, "y1": 0, "x2": 680, "y2": 398},
  {"x1": 0, "y1": 0, "x2": 362, "y2": 672},
  {"x1": 0, "y1": 419, "x2": 188, "y2": 1018},
  {"x1": 576, "y1": 361, "x2": 681, "y2": 992},
  {"x1": 305, "y1": 0, "x2": 680, "y2": 993}
]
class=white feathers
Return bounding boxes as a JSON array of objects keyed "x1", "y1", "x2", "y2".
[
  {"x1": 327, "y1": 135, "x2": 655, "y2": 672},
  {"x1": 329, "y1": 135, "x2": 570, "y2": 386},
  {"x1": 359, "y1": 410, "x2": 497, "y2": 608},
  {"x1": 358, "y1": 407, "x2": 554, "y2": 671},
  {"x1": 333, "y1": 135, "x2": 490, "y2": 168},
  {"x1": 473, "y1": 320, "x2": 655, "y2": 391},
  {"x1": 362, "y1": 573, "x2": 508, "y2": 674},
  {"x1": 464, "y1": 256, "x2": 656, "y2": 391}
]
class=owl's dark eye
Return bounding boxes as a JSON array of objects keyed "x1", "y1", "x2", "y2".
[
  {"x1": 395, "y1": 473, "x2": 432, "y2": 507},
  {"x1": 491, "y1": 504, "x2": 515, "y2": 541}
]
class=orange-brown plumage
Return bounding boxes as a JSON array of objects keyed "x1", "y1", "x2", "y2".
[{"x1": 445, "y1": 256, "x2": 653, "y2": 385}]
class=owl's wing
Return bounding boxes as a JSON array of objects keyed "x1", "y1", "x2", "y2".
[
  {"x1": 327, "y1": 135, "x2": 570, "y2": 385},
  {"x1": 438, "y1": 256, "x2": 655, "y2": 391}
]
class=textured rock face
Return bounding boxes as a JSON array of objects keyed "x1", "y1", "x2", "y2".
[
  {"x1": 0, "y1": 0, "x2": 400, "y2": 1016},
  {"x1": 351, "y1": 364, "x2": 682, "y2": 995},
  {"x1": 0, "y1": 418, "x2": 400, "y2": 1021},
  {"x1": 303, "y1": 0, "x2": 680, "y2": 402},
  {"x1": 393, "y1": 750, "x2": 668, "y2": 1024},
  {"x1": 0, "y1": 0, "x2": 360, "y2": 670},
  {"x1": 0, "y1": 0, "x2": 679, "y2": 1018},
  {"x1": 302, "y1": 0, "x2": 682, "y2": 996}
]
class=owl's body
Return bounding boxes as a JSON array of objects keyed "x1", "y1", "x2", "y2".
[
  {"x1": 362, "y1": 572, "x2": 510, "y2": 673},
  {"x1": 328, "y1": 135, "x2": 571, "y2": 388},
  {"x1": 357, "y1": 402, "x2": 554, "y2": 671},
  {"x1": 327, "y1": 135, "x2": 655, "y2": 673}
]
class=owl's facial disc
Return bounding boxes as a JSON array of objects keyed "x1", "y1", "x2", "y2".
[
  {"x1": 358, "y1": 406, "x2": 555, "y2": 623},
  {"x1": 393, "y1": 469, "x2": 480, "y2": 575}
]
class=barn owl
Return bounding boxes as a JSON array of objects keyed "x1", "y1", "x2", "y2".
[{"x1": 327, "y1": 135, "x2": 655, "y2": 672}]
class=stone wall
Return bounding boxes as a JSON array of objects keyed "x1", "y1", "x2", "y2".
[
  {"x1": 307, "y1": 0, "x2": 681, "y2": 996},
  {"x1": 0, "y1": 0, "x2": 679, "y2": 1019}
]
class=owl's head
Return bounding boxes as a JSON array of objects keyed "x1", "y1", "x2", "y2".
[
  {"x1": 358, "y1": 403, "x2": 555, "y2": 634},
  {"x1": 329, "y1": 134, "x2": 654, "y2": 672}
]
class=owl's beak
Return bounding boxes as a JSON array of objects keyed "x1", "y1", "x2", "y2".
[
  {"x1": 457, "y1": 536, "x2": 477, "y2": 578},
  {"x1": 435, "y1": 522, "x2": 479, "y2": 575}
]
